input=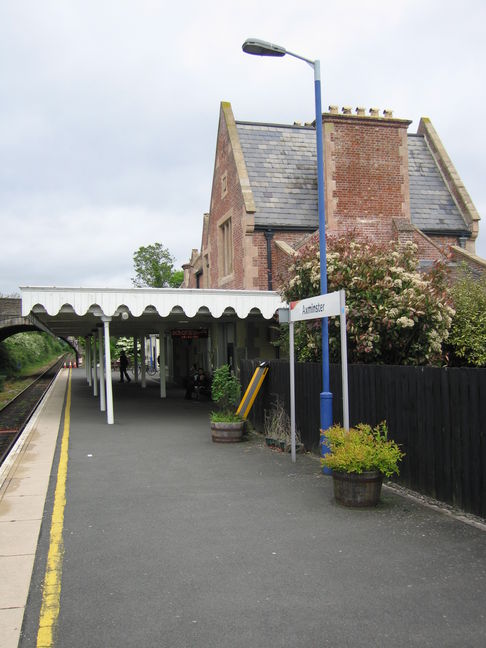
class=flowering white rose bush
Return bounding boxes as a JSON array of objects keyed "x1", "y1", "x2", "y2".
[{"x1": 279, "y1": 235, "x2": 454, "y2": 365}]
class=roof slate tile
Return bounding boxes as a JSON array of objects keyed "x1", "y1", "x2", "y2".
[
  {"x1": 408, "y1": 135, "x2": 466, "y2": 232},
  {"x1": 235, "y1": 122, "x2": 468, "y2": 233}
]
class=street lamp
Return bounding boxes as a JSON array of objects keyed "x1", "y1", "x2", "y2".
[{"x1": 242, "y1": 37, "x2": 333, "y2": 448}]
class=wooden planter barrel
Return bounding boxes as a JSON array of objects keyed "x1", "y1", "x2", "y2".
[
  {"x1": 332, "y1": 471, "x2": 383, "y2": 507},
  {"x1": 210, "y1": 421, "x2": 245, "y2": 443}
]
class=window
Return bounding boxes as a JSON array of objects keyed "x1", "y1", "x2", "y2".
[
  {"x1": 220, "y1": 217, "x2": 233, "y2": 276},
  {"x1": 221, "y1": 172, "x2": 228, "y2": 198}
]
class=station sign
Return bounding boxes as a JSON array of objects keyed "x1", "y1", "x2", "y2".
[
  {"x1": 289, "y1": 291, "x2": 341, "y2": 322},
  {"x1": 171, "y1": 329, "x2": 208, "y2": 340},
  {"x1": 282, "y1": 288, "x2": 349, "y2": 464}
]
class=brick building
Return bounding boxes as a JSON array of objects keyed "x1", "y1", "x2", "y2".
[{"x1": 184, "y1": 101, "x2": 484, "y2": 291}]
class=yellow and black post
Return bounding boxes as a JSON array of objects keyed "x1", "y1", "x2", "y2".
[{"x1": 236, "y1": 361, "x2": 269, "y2": 420}]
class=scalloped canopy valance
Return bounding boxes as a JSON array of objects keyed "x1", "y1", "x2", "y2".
[{"x1": 20, "y1": 287, "x2": 286, "y2": 338}]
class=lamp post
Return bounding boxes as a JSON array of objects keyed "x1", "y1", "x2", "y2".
[{"x1": 242, "y1": 38, "x2": 333, "y2": 448}]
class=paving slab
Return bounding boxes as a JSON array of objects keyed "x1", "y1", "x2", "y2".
[
  {"x1": 0, "y1": 607, "x2": 25, "y2": 648},
  {"x1": 14, "y1": 370, "x2": 486, "y2": 647}
]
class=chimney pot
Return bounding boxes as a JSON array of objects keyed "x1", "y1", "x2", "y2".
[
  {"x1": 383, "y1": 109, "x2": 394, "y2": 118},
  {"x1": 356, "y1": 106, "x2": 366, "y2": 116},
  {"x1": 369, "y1": 107, "x2": 380, "y2": 117},
  {"x1": 342, "y1": 106, "x2": 352, "y2": 115},
  {"x1": 328, "y1": 105, "x2": 339, "y2": 114}
]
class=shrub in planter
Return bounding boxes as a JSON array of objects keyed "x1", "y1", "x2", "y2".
[
  {"x1": 210, "y1": 365, "x2": 244, "y2": 442},
  {"x1": 321, "y1": 422, "x2": 404, "y2": 506}
]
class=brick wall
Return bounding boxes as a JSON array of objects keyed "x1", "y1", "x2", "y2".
[
  {"x1": 0, "y1": 298, "x2": 21, "y2": 317},
  {"x1": 272, "y1": 231, "x2": 310, "y2": 289},
  {"x1": 207, "y1": 103, "x2": 256, "y2": 290},
  {"x1": 185, "y1": 104, "x2": 483, "y2": 292},
  {"x1": 411, "y1": 230, "x2": 452, "y2": 264},
  {"x1": 324, "y1": 111, "x2": 412, "y2": 243},
  {"x1": 450, "y1": 246, "x2": 486, "y2": 279}
]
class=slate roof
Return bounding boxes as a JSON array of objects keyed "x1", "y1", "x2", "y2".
[
  {"x1": 408, "y1": 134, "x2": 468, "y2": 233},
  {"x1": 235, "y1": 121, "x2": 468, "y2": 235},
  {"x1": 236, "y1": 122, "x2": 318, "y2": 229}
]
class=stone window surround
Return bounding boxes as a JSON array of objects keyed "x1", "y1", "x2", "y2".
[{"x1": 218, "y1": 210, "x2": 234, "y2": 284}]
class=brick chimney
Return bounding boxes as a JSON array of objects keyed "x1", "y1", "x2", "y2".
[{"x1": 323, "y1": 107, "x2": 412, "y2": 243}]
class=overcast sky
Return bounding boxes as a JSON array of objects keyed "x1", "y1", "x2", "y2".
[{"x1": 1, "y1": 0, "x2": 484, "y2": 294}]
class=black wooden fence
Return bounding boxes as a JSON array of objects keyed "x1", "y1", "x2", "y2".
[{"x1": 240, "y1": 359, "x2": 486, "y2": 518}]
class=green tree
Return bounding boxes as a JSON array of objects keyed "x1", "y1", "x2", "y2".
[
  {"x1": 132, "y1": 243, "x2": 182, "y2": 288},
  {"x1": 279, "y1": 236, "x2": 453, "y2": 366},
  {"x1": 445, "y1": 267, "x2": 486, "y2": 366},
  {"x1": 168, "y1": 269, "x2": 184, "y2": 288}
]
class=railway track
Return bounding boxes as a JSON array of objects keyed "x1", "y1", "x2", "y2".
[{"x1": 0, "y1": 357, "x2": 66, "y2": 467}]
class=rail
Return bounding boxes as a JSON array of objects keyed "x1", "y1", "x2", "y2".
[{"x1": 0, "y1": 356, "x2": 66, "y2": 466}]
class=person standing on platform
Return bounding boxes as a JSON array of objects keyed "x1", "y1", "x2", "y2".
[{"x1": 119, "y1": 350, "x2": 131, "y2": 383}]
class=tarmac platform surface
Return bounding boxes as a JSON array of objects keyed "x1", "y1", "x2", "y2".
[{"x1": 2, "y1": 368, "x2": 486, "y2": 647}]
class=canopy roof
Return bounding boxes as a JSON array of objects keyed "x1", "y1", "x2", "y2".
[{"x1": 20, "y1": 287, "x2": 285, "y2": 338}]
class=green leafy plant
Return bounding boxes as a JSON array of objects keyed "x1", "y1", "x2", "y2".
[
  {"x1": 210, "y1": 410, "x2": 242, "y2": 423},
  {"x1": 0, "y1": 332, "x2": 67, "y2": 378},
  {"x1": 321, "y1": 422, "x2": 404, "y2": 477},
  {"x1": 210, "y1": 364, "x2": 242, "y2": 422},
  {"x1": 445, "y1": 266, "x2": 486, "y2": 366}
]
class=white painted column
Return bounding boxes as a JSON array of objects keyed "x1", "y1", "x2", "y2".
[
  {"x1": 92, "y1": 333, "x2": 98, "y2": 397},
  {"x1": 339, "y1": 290, "x2": 350, "y2": 431},
  {"x1": 140, "y1": 335, "x2": 146, "y2": 389},
  {"x1": 90, "y1": 336, "x2": 95, "y2": 387},
  {"x1": 102, "y1": 317, "x2": 114, "y2": 424},
  {"x1": 167, "y1": 334, "x2": 173, "y2": 384},
  {"x1": 133, "y1": 336, "x2": 139, "y2": 383},
  {"x1": 86, "y1": 336, "x2": 92, "y2": 386},
  {"x1": 207, "y1": 330, "x2": 212, "y2": 372},
  {"x1": 159, "y1": 328, "x2": 166, "y2": 398},
  {"x1": 149, "y1": 334, "x2": 156, "y2": 372},
  {"x1": 98, "y1": 325, "x2": 106, "y2": 412}
]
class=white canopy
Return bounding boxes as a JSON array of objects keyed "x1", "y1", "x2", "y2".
[
  {"x1": 20, "y1": 286, "x2": 286, "y2": 425},
  {"x1": 20, "y1": 286, "x2": 286, "y2": 338}
]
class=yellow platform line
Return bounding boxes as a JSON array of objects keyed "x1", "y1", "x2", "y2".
[{"x1": 36, "y1": 369, "x2": 72, "y2": 648}]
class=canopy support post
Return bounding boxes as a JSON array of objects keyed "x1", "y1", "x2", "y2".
[
  {"x1": 141, "y1": 336, "x2": 147, "y2": 389},
  {"x1": 98, "y1": 325, "x2": 106, "y2": 412},
  {"x1": 102, "y1": 317, "x2": 114, "y2": 424},
  {"x1": 133, "y1": 336, "x2": 139, "y2": 383},
  {"x1": 86, "y1": 335, "x2": 92, "y2": 386},
  {"x1": 159, "y1": 328, "x2": 166, "y2": 398},
  {"x1": 92, "y1": 333, "x2": 98, "y2": 397}
]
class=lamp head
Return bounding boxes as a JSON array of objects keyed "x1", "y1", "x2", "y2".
[{"x1": 242, "y1": 38, "x2": 286, "y2": 57}]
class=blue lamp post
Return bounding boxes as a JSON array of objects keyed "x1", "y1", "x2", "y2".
[{"x1": 242, "y1": 38, "x2": 333, "y2": 449}]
